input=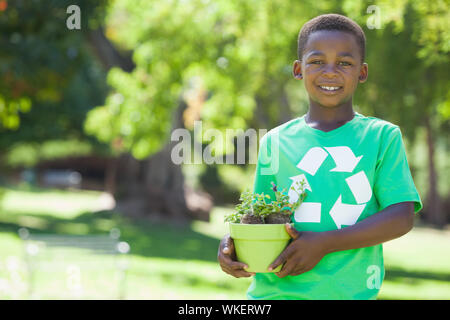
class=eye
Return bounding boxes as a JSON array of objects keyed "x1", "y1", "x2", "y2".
[
  {"x1": 310, "y1": 60, "x2": 323, "y2": 65},
  {"x1": 338, "y1": 61, "x2": 352, "y2": 66}
]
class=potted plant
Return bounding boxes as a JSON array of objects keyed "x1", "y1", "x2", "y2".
[{"x1": 224, "y1": 181, "x2": 307, "y2": 273}]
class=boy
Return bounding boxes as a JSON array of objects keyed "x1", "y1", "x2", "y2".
[{"x1": 217, "y1": 14, "x2": 422, "y2": 300}]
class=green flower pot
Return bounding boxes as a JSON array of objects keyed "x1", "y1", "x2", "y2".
[{"x1": 229, "y1": 223, "x2": 292, "y2": 273}]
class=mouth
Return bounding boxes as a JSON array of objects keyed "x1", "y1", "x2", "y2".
[{"x1": 317, "y1": 85, "x2": 343, "y2": 94}]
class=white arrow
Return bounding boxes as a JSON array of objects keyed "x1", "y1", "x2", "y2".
[
  {"x1": 325, "y1": 146, "x2": 362, "y2": 172},
  {"x1": 345, "y1": 171, "x2": 372, "y2": 204},
  {"x1": 329, "y1": 196, "x2": 366, "y2": 229},
  {"x1": 297, "y1": 147, "x2": 328, "y2": 176},
  {"x1": 294, "y1": 202, "x2": 321, "y2": 223},
  {"x1": 288, "y1": 174, "x2": 311, "y2": 203}
]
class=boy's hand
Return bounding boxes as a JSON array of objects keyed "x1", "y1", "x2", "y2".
[
  {"x1": 268, "y1": 224, "x2": 327, "y2": 278},
  {"x1": 218, "y1": 234, "x2": 256, "y2": 278}
]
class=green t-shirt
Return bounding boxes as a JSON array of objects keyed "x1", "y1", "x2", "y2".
[{"x1": 248, "y1": 112, "x2": 422, "y2": 300}]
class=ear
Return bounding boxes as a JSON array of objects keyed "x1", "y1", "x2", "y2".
[
  {"x1": 293, "y1": 60, "x2": 303, "y2": 80},
  {"x1": 358, "y1": 62, "x2": 368, "y2": 83}
]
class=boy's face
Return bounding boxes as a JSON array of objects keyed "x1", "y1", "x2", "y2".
[{"x1": 293, "y1": 30, "x2": 368, "y2": 109}]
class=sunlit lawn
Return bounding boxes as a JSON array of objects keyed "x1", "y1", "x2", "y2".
[{"x1": 0, "y1": 185, "x2": 449, "y2": 300}]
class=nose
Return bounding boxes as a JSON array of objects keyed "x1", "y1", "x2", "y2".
[{"x1": 322, "y1": 63, "x2": 338, "y2": 78}]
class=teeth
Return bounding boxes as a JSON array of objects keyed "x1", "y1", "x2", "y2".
[{"x1": 320, "y1": 86, "x2": 340, "y2": 91}]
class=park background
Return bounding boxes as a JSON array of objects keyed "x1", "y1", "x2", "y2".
[{"x1": 0, "y1": 0, "x2": 449, "y2": 299}]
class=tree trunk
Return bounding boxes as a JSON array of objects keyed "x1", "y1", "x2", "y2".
[
  {"x1": 104, "y1": 157, "x2": 118, "y2": 194},
  {"x1": 87, "y1": 28, "x2": 135, "y2": 72},
  {"x1": 143, "y1": 100, "x2": 212, "y2": 222},
  {"x1": 424, "y1": 116, "x2": 443, "y2": 227},
  {"x1": 144, "y1": 142, "x2": 189, "y2": 221},
  {"x1": 110, "y1": 154, "x2": 148, "y2": 219},
  {"x1": 115, "y1": 101, "x2": 212, "y2": 222}
]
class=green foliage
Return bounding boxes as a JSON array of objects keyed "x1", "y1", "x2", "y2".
[
  {"x1": 0, "y1": 96, "x2": 31, "y2": 130},
  {"x1": 0, "y1": 0, "x2": 108, "y2": 130},
  {"x1": 0, "y1": 0, "x2": 110, "y2": 161},
  {"x1": 251, "y1": 191, "x2": 277, "y2": 219},
  {"x1": 224, "y1": 181, "x2": 307, "y2": 223},
  {"x1": 224, "y1": 190, "x2": 255, "y2": 223},
  {"x1": 85, "y1": 0, "x2": 332, "y2": 159},
  {"x1": 86, "y1": 0, "x2": 449, "y2": 166},
  {"x1": 345, "y1": 0, "x2": 449, "y2": 142}
]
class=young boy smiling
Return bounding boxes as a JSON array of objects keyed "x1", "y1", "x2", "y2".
[{"x1": 218, "y1": 14, "x2": 422, "y2": 300}]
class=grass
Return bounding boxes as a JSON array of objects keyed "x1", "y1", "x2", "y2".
[
  {"x1": 380, "y1": 226, "x2": 450, "y2": 299},
  {"x1": 0, "y1": 185, "x2": 449, "y2": 300},
  {"x1": 0, "y1": 185, "x2": 250, "y2": 300}
]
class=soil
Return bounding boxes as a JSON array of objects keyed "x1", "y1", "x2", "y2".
[
  {"x1": 240, "y1": 213, "x2": 264, "y2": 224},
  {"x1": 240, "y1": 212, "x2": 291, "y2": 224},
  {"x1": 264, "y1": 212, "x2": 291, "y2": 224}
]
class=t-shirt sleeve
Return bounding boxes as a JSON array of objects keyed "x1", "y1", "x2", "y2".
[
  {"x1": 373, "y1": 126, "x2": 423, "y2": 214},
  {"x1": 252, "y1": 132, "x2": 277, "y2": 201}
]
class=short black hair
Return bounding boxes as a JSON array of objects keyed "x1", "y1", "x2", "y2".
[{"x1": 297, "y1": 14, "x2": 366, "y2": 63}]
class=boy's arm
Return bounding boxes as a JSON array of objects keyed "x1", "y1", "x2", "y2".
[
  {"x1": 269, "y1": 201, "x2": 414, "y2": 278},
  {"x1": 322, "y1": 201, "x2": 414, "y2": 254}
]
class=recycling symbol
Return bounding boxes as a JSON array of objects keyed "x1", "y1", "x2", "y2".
[{"x1": 288, "y1": 146, "x2": 372, "y2": 229}]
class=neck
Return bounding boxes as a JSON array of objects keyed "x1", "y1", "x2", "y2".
[{"x1": 306, "y1": 99, "x2": 355, "y2": 125}]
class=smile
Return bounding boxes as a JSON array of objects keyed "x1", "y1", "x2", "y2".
[{"x1": 317, "y1": 85, "x2": 343, "y2": 93}]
